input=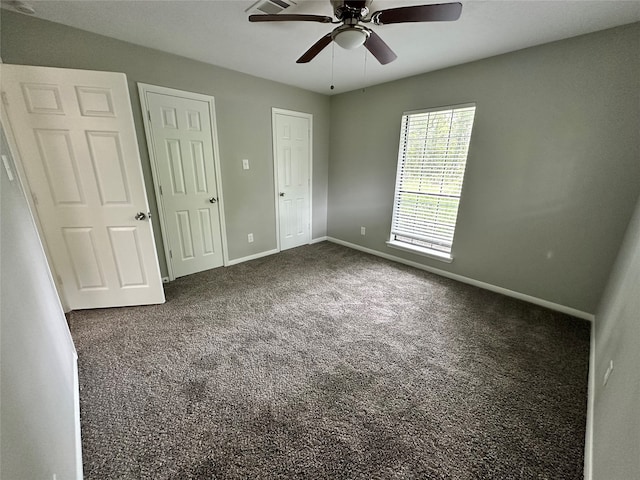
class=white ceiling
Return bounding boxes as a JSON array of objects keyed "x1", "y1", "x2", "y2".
[{"x1": 5, "y1": 0, "x2": 640, "y2": 94}]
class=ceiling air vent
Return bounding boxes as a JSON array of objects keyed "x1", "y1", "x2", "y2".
[{"x1": 246, "y1": 0, "x2": 297, "y2": 15}]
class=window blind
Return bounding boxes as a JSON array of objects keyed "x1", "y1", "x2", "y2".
[{"x1": 390, "y1": 104, "x2": 476, "y2": 255}]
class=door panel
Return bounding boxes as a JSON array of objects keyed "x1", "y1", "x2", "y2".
[
  {"x1": 191, "y1": 142, "x2": 208, "y2": 193},
  {"x1": 198, "y1": 209, "x2": 215, "y2": 254},
  {"x1": 34, "y1": 129, "x2": 85, "y2": 204},
  {"x1": 75, "y1": 86, "x2": 116, "y2": 117},
  {"x1": 274, "y1": 111, "x2": 311, "y2": 250},
  {"x1": 107, "y1": 227, "x2": 148, "y2": 287},
  {"x1": 2, "y1": 65, "x2": 165, "y2": 309},
  {"x1": 62, "y1": 227, "x2": 106, "y2": 290},
  {"x1": 86, "y1": 131, "x2": 131, "y2": 204},
  {"x1": 144, "y1": 90, "x2": 224, "y2": 278},
  {"x1": 176, "y1": 210, "x2": 195, "y2": 259}
]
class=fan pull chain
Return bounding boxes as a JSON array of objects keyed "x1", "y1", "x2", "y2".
[
  {"x1": 362, "y1": 49, "x2": 368, "y2": 93},
  {"x1": 330, "y1": 42, "x2": 335, "y2": 91}
]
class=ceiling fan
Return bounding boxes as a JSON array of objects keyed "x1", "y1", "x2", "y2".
[{"x1": 249, "y1": 0, "x2": 462, "y2": 65}]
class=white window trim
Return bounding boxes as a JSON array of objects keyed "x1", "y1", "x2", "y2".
[
  {"x1": 386, "y1": 239, "x2": 454, "y2": 263},
  {"x1": 389, "y1": 102, "x2": 476, "y2": 262}
]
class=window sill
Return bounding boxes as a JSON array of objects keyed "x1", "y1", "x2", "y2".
[{"x1": 386, "y1": 240, "x2": 453, "y2": 264}]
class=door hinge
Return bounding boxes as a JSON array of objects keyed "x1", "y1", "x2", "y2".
[
  {"x1": 56, "y1": 274, "x2": 63, "y2": 286},
  {"x1": 169, "y1": 250, "x2": 173, "y2": 259},
  {"x1": 1, "y1": 91, "x2": 8, "y2": 106},
  {"x1": 31, "y1": 192, "x2": 39, "y2": 206},
  {"x1": 159, "y1": 185, "x2": 163, "y2": 195},
  {"x1": 147, "y1": 110, "x2": 152, "y2": 123}
]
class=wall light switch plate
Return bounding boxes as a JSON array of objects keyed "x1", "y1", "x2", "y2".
[
  {"x1": 242, "y1": 159, "x2": 250, "y2": 170},
  {"x1": 360, "y1": 226, "x2": 366, "y2": 235},
  {"x1": 248, "y1": 233, "x2": 254, "y2": 243}
]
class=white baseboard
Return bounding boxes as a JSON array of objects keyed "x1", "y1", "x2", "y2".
[
  {"x1": 226, "y1": 248, "x2": 279, "y2": 266},
  {"x1": 226, "y1": 239, "x2": 327, "y2": 266},
  {"x1": 583, "y1": 321, "x2": 595, "y2": 480},
  {"x1": 326, "y1": 237, "x2": 595, "y2": 321}
]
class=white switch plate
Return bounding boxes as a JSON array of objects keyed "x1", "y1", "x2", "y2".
[
  {"x1": 248, "y1": 233, "x2": 254, "y2": 243},
  {"x1": 360, "y1": 226, "x2": 366, "y2": 235},
  {"x1": 242, "y1": 159, "x2": 250, "y2": 170}
]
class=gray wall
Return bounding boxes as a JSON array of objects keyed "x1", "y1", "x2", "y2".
[
  {"x1": 4, "y1": 12, "x2": 637, "y2": 314},
  {"x1": 1, "y1": 124, "x2": 81, "y2": 479},
  {"x1": 328, "y1": 23, "x2": 640, "y2": 314},
  {"x1": 0, "y1": 10, "x2": 330, "y2": 276},
  {"x1": 592, "y1": 193, "x2": 640, "y2": 479},
  {"x1": 3, "y1": 9, "x2": 640, "y2": 479}
]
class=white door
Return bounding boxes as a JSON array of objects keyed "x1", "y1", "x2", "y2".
[
  {"x1": 140, "y1": 86, "x2": 225, "y2": 279},
  {"x1": 273, "y1": 109, "x2": 312, "y2": 251},
  {"x1": 2, "y1": 65, "x2": 165, "y2": 309}
]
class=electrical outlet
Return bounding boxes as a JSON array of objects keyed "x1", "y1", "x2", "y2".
[
  {"x1": 242, "y1": 159, "x2": 250, "y2": 170},
  {"x1": 603, "y1": 359, "x2": 614, "y2": 386},
  {"x1": 360, "y1": 226, "x2": 366, "y2": 236},
  {"x1": 248, "y1": 233, "x2": 254, "y2": 243}
]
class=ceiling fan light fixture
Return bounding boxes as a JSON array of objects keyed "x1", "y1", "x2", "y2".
[
  {"x1": 332, "y1": 26, "x2": 369, "y2": 50},
  {"x1": 252, "y1": 1, "x2": 463, "y2": 65}
]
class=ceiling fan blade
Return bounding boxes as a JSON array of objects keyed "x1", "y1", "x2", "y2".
[
  {"x1": 364, "y1": 30, "x2": 397, "y2": 65},
  {"x1": 372, "y1": 2, "x2": 462, "y2": 25},
  {"x1": 296, "y1": 33, "x2": 333, "y2": 63},
  {"x1": 249, "y1": 14, "x2": 333, "y2": 23}
]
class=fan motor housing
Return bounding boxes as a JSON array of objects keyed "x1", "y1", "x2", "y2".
[{"x1": 331, "y1": 0, "x2": 372, "y2": 20}]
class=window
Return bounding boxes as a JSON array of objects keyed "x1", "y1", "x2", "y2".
[{"x1": 388, "y1": 104, "x2": 476, "y2": 261}]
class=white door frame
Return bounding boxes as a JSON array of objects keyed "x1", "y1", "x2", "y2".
[
  {"x1": 138, "y1": 83, "x2": 228, "y2": 281},
  {"x1": 271, "y1": 108, "x2": 313, "y2": 252}
]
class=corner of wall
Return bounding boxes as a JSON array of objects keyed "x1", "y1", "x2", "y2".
[{"x1": 583, "y1": 320, "x2": 595, "y2": 480}]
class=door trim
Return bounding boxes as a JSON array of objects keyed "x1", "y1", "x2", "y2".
[
  {"x1": 138, "y1": 83, "x2": 228, "y2": 280},
  {"x1": 271, "y1": 108, "x2": 313, "y2": 252}
]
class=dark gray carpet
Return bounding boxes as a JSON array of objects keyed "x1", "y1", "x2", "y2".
[{"x1": 68, "y1": 242, "x2": 590, "y2": 479}]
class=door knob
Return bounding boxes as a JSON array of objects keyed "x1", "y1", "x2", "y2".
[
  {"x1": 134, "y1": 212, "x2": 148, "y2": 221},
  {"x1": 279, "y1": 192, "x2": 285, "y2": 197},
  {"x1": 208, "y1": 197, "x2": 217, "y2": 204}
]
